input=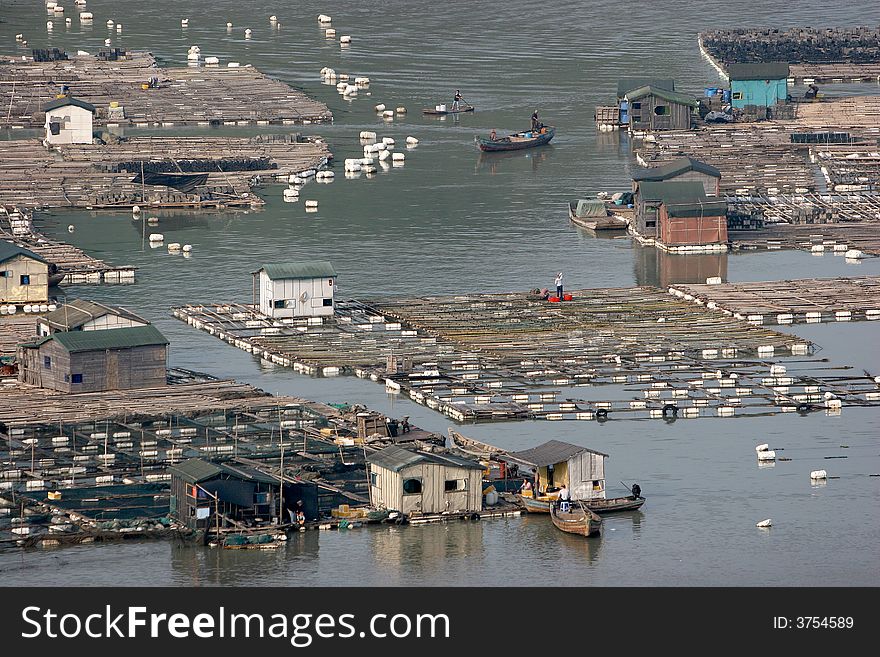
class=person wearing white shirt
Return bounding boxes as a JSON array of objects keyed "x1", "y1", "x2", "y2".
[
  {"x1": 557, "y1": 484, "x2": 571, "y2": 512},
  {"x1": 555, "y1": 272, "x2": 563, "y2": 300}
]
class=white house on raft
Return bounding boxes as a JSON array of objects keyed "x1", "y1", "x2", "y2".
[
  {"x1": 43, "y1": 97, "x2": 96, "y2": 145},
  {"x1": 253, "y1": 261, "x2": 337, "y2": 318}
]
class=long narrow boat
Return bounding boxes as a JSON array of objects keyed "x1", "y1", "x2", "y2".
[
  {"x1": 518, "y1": 490, "x2": 644, "y2": 514},
  {"x1": 568, "y1": 200, "x2": 628, "y2": 231},
  {"x1": 550, "y1": 501, "x2": 602, "y2": 537},
  {"x1": 422, "y1": 105, "x2": 475, "y2": 115},
  {"x1": 476, "y1": 126, "x2": 555, "y2": 152}
]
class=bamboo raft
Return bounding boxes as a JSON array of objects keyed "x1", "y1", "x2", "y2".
[
  {"x1": 0, "y1": 315, "x2": 37, "y2": 356},
  {"x1": 0, "y1": 51, "x2": 331, "y2": 129},
  {"x1": 669, "y1": 277, "x2": 880, "y2": 325},
  {"x1": 1, "y1": 205, "x2": 136, "y2": 283},
  {"x1": 171, "y1": 292, "x2": 880, "y2": 423},
  {"x1": 730, "y1": 223, "x2": 880, "y2": 256},
  {"x1": 790, "y1": 63, "x2": 880, "y2": 84},
  {"x1": 0, "y1": 135, "x2": 329, "y2": 210}
]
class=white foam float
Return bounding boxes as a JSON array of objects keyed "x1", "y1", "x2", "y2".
[
  {"x1": 104, "y1": 38, "x2": 111, "y2": 46},
  {"x1": 360, "y1": 130, "x2": 377, "y2": 140},
  {"x1": 382, "y1": 110, "x2": 394, "y2": 118},
  {"x1": 391, "y1": 152, "x2": 405, "y2": 162},
  {"x1": 810, "y1": 469, "x2": 827, "y2": 480},
  {"x1": 182, "y1": 245, "x2": 192, "y2": 253},
  {"x1": 374, "y1": 104, "x2": 386, "y2": 112},
  {"x1": 318, "y1": 14, "x2": 332, "y2": 23},
  {"x1": 355, "y1": 77, "x2": 370, "y2": 86},
  {"x1": 227, "y1": 62, "x2": 240, "y2": 67},
  {"x1": 756, "y1": 450, "x2": 776, "y2": 461},
  {"x1": 132, "y1": 205, "x2": 141, "y2": 215},
  {"x1": 325, "y1": 28, "x2": 336, "y2": 38},
  {"x1": 167, "y1": 242, "x2": 182, "y2": 252},
  {"x1": 405, "y1": 136, "x2": 419, "y2": 145},
  {"x1": 844, "y1": 249, "x2": 865, "y2": 259},
  {"x1": 106, "y1": 19, "x2": 114, "y2": 26},
  {"x1": 181, "y1": 19, "x2": 189, "y2": 27},
  {"x1": 148, "y1": 233, "x2": 164, "y2": 242},
  {"x1": 756, "y1": 519, "x2": 772, "y2": 528},
  {"x1": 304, "y1": 200, "x2": 318, "y2": 209},
  {"x1": 755, "y1": 443, "x2": 769, "y2": 452},
  {"x1": 204, "y1": 56, "x2": 219, "y2": 65},
  {"x1": 226, "y1": 22, "x2": 233, "y2": 28},
  {"x1": 396, "y1": 106, "x2": 407, "y2": 114},
  {"x1": 244, "y1": 28, "x2": 252, "y2": 38},
  {"x1": 340, "y1": 35, "x2": 351, "y2": 44}
]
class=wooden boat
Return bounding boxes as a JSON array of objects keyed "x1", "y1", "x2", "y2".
[
  {"x1": 422, "y1": 105, "x2": 474, "y2": 115},
  {"x1": 568, "y1": 200, "x2": 628, "y2": 231},
  {"x1": 476, "y1": 126, "x2": 555, "y2": 152},
  {"x1": 550, "y1": 500, "x2": 602, "y2": 537},
  {"x1": 518, "y1": 490, "x2": 644, "y2": 515}
]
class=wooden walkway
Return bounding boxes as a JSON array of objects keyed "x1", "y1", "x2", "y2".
[
  {"x1": 730, "y1": 223, "x2": 880, "y2": 256},
  {"x1": 669, "y1": 277, "x2": 880, "y2": 325},
  {"x1": 0, "y1": 51, "x2": 331, "y2": 129}
]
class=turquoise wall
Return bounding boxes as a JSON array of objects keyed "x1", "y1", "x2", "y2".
[{"x1": 730, "y1": 79, "x2": 787, "y2": 108}]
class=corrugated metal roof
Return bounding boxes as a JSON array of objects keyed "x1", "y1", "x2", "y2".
[
  {"x1": 632, "y1": 157, "x2": 721, "y2": 182},
  {"x1": 49, "y1": 324, "x2": 169, "y2": 353},
  {"x1": 574, "y1": 199, "x2": 608, "y2": 217},
  {"x1": 169, "y1": 459, "x2": 224, "y2": 483},
  {"x1": 666, "y1": 200, "x2": 728, "y2": 218},
  {"x1": 41, "y1": 299, "x2": 147, "y2": 330},
  {"x1": 257, "y1": 261, "x2": 337, "y2": 280},
  {"x1": 727, "y1": 62, "x2": 790, "y2": 81},
  {"x1": 43, "y1": 97, "x2": 97, "y2": 113},
  {"x1": 625, "y1": 86, "x2": 699, "y2": 108},
  {"x1": 509, "y1": 440, "x2": 608, "y2": 468},
  {"x1": 637, "y1": 180, "x2": 708, "y2": 204},
  {"x1": 0, "y1": 240, "x2": 48, "y2": 266},
  {"x1": 618, "y1": 78, "x2": 675, "y2": 98},
  {"x1": 367, "y1": 445, "x2": 483, "y2": 472}
]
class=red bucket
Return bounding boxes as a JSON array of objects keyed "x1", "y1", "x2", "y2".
[
  {"x1": 548, "y1": 296, "x2": 560, "y2": 303},
  {"x1": 563, "y1": 294, "x2": 573, "y2": 301}
]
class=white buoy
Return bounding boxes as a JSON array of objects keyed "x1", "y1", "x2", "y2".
[
  {"x1": 204, "y1": 56, "x2": 219, "y2": 65},
  {"x1": 378, "y1": 149, "x2": 391, "y2": 161},
  {"x1": 755, "y1": 443, "x2": 769, "y2": 452},
  {"x1": 382, "y1": 110, "x2": 394, "y2": 118},
  {"x1": 47, "y1": 21, "x2": 54, "y2": 30},
  {"x1": 392, "y1": 152, "x2": 405, "y2": 162},
  {"x1": 244, "y1": 28, "x2": 252, "y2": 38},
  {"x1": 15, "y1": 34, "x2": 24, "y2": 41},
  {"x1": 227, "y1": 62, "x2": 240, "y2": 68},
  {"x1": 360, "y1": 130, "x2": 377, "y2": 140},
  {"x1": 23, "y1": 305, "x2": 32, "y2": 314},
  {"x1": 104, "y1": 38, "x2": 111, "y2": 46},
  {"x1": 318, "y1": 14, "x2": 332, "y2": 23},
  {"x1": 147, "y1": 217, "x2": 159, "y2": 224},
  {"x1": 132, "y1": 205, "x2": 141, "y2": 215},
  {"x1": 269, "y1": 15, "x2": 277, "y2": 22},
  {"x1": 396, "y1": 106, "x2": 407, "y2": 114},
  {"x1": 810, "y1": 469, "x2": 827, "y2": 480},
  {"x1": 116, "y1": 24, "x2": 122, "y2": 32},
  {"x1": 53, "y1": 6, "x2": 64, "y2": 13},
  {"x1": 181, "y1": 18, "x2": 189, "y2": 27},
  {"x1": 757, "y1": 450, "x2": 776, "y2": 462},
  {"x1": 756, "y1": 519, "x2": 772, "y2": 528},
  {"x1": 339, "y1": 35, "x2": 351, "y2": 44},
  {"x1": 844, "y1": 249, "x2": 865, "y2": 259},
  {"x1": 67, "y1": 225, "x2": 75, "y2": 232},
  {"x1": 148, "y1": 233, "x2": 164, "y2": 242},
  {"x1": 226, "y1": 22, "x2": 233, "y2": 28},
  {"x1": 283, "y1": 188, "x2": 299, "y2": 199},
  {"x1": 80, "y1": 12, "x2": 92, "y2": 21},
  {"x1": 374, "y1": 103, "x2": 386, "y2": 112},
  {"x1": 382, "y1": 137, "x2": 395, "y2": 146},
  {"x1": 167, "y1": 242, "x2": 182, "y2": 252},
  {"x1": 182, "y1": 244, "x2": 192, "y2": 253},
  {"x1": 106, "y1": 19, "x2": 114, "y2": 27},
  {"x1": 354, "y1": 76, "x2": 369, "y2": 86},
  {"x1": 66, "y1": 17, "x2": 72, "y2": 25},
  {"x1": 187, "y1": 52, "x2": 200, "y2": 61},
  {"x1": 304, "y1": 200, "x2": 318, "y2": 209}
]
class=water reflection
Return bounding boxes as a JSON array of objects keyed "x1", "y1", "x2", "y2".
[
  {"x1": 634, "y1": 245, "x2": 728, "y2": 287},
  {"x1": 476, "y1": 146, "x2": 554, "y2": 175}
]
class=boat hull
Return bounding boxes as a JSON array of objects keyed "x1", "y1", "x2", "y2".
[
  {"x1": 477, "y1": 127, "x2": 555, "y2": 152},
  {"x1": 517, "y1": 493, "x2": 554, "y2": 513},
  {"x1": 568, "y1": 202, "x2": 628, "y2": 231},
  {"x1": 423, "y1": 106, "x2": 474, "y2": 115},
  {"x1": 585, "y1": 496, "x2": 645, "y2": 514},
  {"x1": 550, "y1": 501, "x2": 602, "y2": 537}
]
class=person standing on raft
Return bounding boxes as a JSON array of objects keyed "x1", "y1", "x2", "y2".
[
  {"x1": 531, "y1": 110, "x2": 540, "y2": 132},
  {"x1": 555, "y1": 272, "x2": 564, "y2": 300},
  {"x1": 452, "y1": 90, "x2": 463, "y2": 111}
]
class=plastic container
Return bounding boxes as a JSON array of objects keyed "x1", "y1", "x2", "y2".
[
  {"x1": 563, "y1": 294, "x2": 573, "y2": 301},
  {"x1": 548, "y1": 296, "x2": 560, "y2": 303}
]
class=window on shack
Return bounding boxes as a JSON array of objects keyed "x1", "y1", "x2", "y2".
[
  {"x1": 445, "y1": 479, "x2": 467, "y2": 492},
  {"x1": 654, "y1": 105, "x2": 670, "y2": 116},
  {"x1": 322, "y1": 298, "x2": 333, "y2": 307},
  {"x1": 72, "y1": 374, "x2": 83, "y2": 384},
  {"x1": 0, "y1": 270, "x2": 10, "y2": 278},
  {"x1": 43, "y1": 356, "x2": 51, "y2": 369},
  {"x1": 403, "y1": 478, "x2": 422, "y2": 495},
  {"x1": 732, "y1": 91, "x2": 743, "y2": 100},
  {"x1": 631, "y1": 102, "x2": 641, "y2": 109},
  {"x1": 273, "y1": 300, "x2": 285, "y2": 309},
  {"x1": 20, "y1": 275, "x2": 30, "y2": 285},
  {"x1": 370, "y1": 472, "x2": 378, "y2": 487}
]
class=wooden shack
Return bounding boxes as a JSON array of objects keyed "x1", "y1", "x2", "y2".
[
  {"x1": 616, "y1": 78, "x2": 675, "y2": 127},
  {"x1": 37, "y1": 299, "x2": 148, "y2": 336},
  {"x1": 624, "y1": 86, "x2": 698, "y2": 132},
  {"x1": 634, "y1": 181, "x2": 728, "y2": 250},
  {"x1": 17, "y1": 324, "x2": 169, "y2": 392},
  {"x1": 169, "y1": 458, "x2": 319, "y2": 531},
  {"x1": 253, "y1": 261, "x2": 337, "y2": 319},
  {"x1": 43, "y1": 97, "x2": 96, "y2": 145},
  {"x1": 509, "y1": 440, "x2": 608, "y2": 501},
  {"x1": 367, "y1": 445, "x2": 483, "y2": 515},
  {"x1": 0, "y1": 241, "x2": 49, "y2": 305},
  {"x1": 632, "y1": 157, "x2": 722, "y2": 197}
]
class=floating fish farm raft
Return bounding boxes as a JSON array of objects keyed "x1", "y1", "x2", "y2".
[
  {"x1": 0, "y1": 50, "x2": 332, "y2": 130},
  {"x1": 173, "y1": 289, "x2": 880, "y2": 423},
  {"x1": 0, "y1": 135, "x2": 329, "y2": 210},
  {"x1": 1, "y1": 205, "x2": 136, "y2": 284},
  {"x1": 0, "y1": 372, "x2": 443, "y2": 548}
]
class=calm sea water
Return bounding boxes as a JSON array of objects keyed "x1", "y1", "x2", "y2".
[{"x1": 1, "y1": 0, "x2": 879, "y2": 586}]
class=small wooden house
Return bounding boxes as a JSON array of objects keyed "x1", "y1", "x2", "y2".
[
  {"x1": 254, "y1": 261, "x2": 337, "y2": 319},
  {"x1": 616, "y1": 78, "x2": 675, "y2": 127},
  {"x1": 634, "y1": 180, "x2": 728, "y2": 249},
  {"x1": 169, "y1": 458, "x2": 319, "y2": 531},
  {"x1": 367, "y1": 445, "x2": 484, "y2": 515},
  {"x1": 37, "y1": 299, "x2": 148, "y2": 336},
  {"x1": 17, "y1": 324, "x2": 169, "y2": 392},
  {"x1": 0, "y1": 241, "x2": 50, "y2": 305},
  {"x1": 632, "y1": 157, "x2": 722, "y2": 197},
  {"x1": 624, "y1": 86, "x2": 698, "y2": 132},
  {"x1": 43, "y1": 97, "x2": 96, "y2": 145},
  {"x1": 728, "y1": 62, "x2": 790, "y2": 109},
  {"x1": 509, "y1": 440, "x2": 608, "y2": 501}
]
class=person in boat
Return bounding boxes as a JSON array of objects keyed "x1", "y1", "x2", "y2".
[
  {"x1": 631, "y1": 483, "x2": 642, "y2": 499},
  {"x1": 452, "y1": 89, "x2": 463, "y2": 111},
  {"x1": 520, "y1": 479, "x2": 532, "y2": 493},
  {"x1": 530, "y1": 110, "x2": 539, "y2": 132},
  {"x1": 557, "y1": 484, "x2": 571, "y2": 512},
  {"x1": 555, "y1": 272, "x2": 564, "y2": 300},
  {"x1": 490, "y1": 129, "x2": 497, "y2": 141},
  {"x1": 401, "y1": 416, "x2": 411, "y2": 434}
]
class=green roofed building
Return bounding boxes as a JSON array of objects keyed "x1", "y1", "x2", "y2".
[
  {"x1": 624, "y1": 86, "x2": 698, "y2": 132},
  {"x1": 18, "y1": 324, "x2": 169, "y2": 392},
  {"x1": 253, "y1": 260, "x2": 337, "y2": 319},
  {"x1": 632, "y1": 157, "x2": 722, "y2": 197}
]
